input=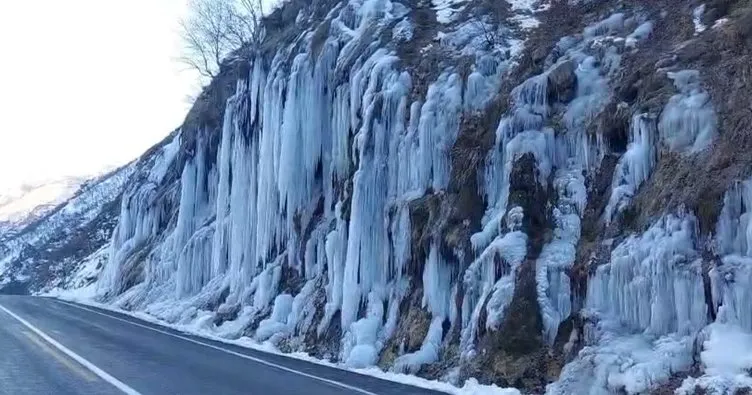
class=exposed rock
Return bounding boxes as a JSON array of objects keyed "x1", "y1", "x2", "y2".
[
  {"x1": 379, "y1": 288, "x2": 432, "y2": 369},
  {"x1": 615, "y1": 0, "x2": 752, "y2": 234},
  {"x1": 463, "y1": 153, "x2": 551, "y2": 393},
  {"x1": 213, "y1": 299, "x2": 240, "y2": 326},
  {"x1": 547, "y1": 60, "x2": 577, "y2": 103},
  {"x1": 408, "y1": 193, "x2": 443, "y2": 275},
  {"x1": 507, "y1": 153, "x2": 551, "y2": 253},
  {"x1": 465, "y1": 259, "x2": 550, "y2": 392},
  {"x1": 303, "y1": 284, "x2": 343, "y2": 362},
  {"x1": 591, "y1": 102, "x2": 631, "y2": 153}
]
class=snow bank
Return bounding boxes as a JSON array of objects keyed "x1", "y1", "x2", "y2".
[
  {"x1": 677, "y1": 323, "x2": 752, "y2": 394},
  {"x1": 548, "y1": 318, "x2": 695, "y2": 395},
  {"x1": 48, "y1": 294, "x2": 520, "y2": 395}
]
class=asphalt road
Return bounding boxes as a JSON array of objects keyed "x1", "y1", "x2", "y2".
[{"x1": 0, "y1": 296, "x2": 444, "y2": 395}]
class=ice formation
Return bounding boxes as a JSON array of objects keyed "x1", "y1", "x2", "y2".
[
  {"x1": 587, "y1": 212, "x2": 707, "y2": 336},
  {"x1": 52, "y1": 1, "x2": 747, "y2": 393},
  {"x1": 709, "y1": 180, "x2": 752, "y2": 331},
  {"x1": 679, "y1": 179, "x2": 752, "y2": 394},
  {"x1": 658, "y1": 70, "x2": 716, "y2": 153},
  {"x1": 546, "y1": 14, "x2": 728, "y2": 395},
  {"x1": 548, "y1": 212, "x2": 704, "y2": 395},
  {"x1": 552, "y1": 178, "x2": 752, "y2": 394},
  {"x1": 603, "y1": 114, "x2": 657, "y2": 225},
  {"x1": 94, "y1": 0, "x2": 521, "y2": 374},
  {"x1": 693, "y1": 4, "x2": 707, "y2": 35}
]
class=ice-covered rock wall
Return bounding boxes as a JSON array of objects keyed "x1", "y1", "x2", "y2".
[
  {"x1": 101, "y1": 0, "x2": 648, "y2": 369},
  {"x1": 75, "y1": 0, "x2": 751, "y2": 393},
  {"x1": 98, "y1": 0, "x2": 653, "y2": 369},
  {"x1": 98, "y1": 0, "x2": 520, "y2": 371},
  {"x1": 551, "y1": 176, "x2": 752, "y2": 395}
]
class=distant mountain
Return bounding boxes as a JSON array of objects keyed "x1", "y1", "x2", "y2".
[
  {"x1": 0, "y1": 177, "x2": 87, "y2": 234},
  {"x1": 0, "y1": 165, "x2": 135, "y2": 295}
]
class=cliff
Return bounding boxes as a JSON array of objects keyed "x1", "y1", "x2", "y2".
[{"x1": 4, "y1": 0, "x2": 752, "y2": 393}]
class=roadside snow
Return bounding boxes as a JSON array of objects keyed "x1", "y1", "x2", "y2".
[
  {"x1": 44, "y1": 244, "x2": 109, "y2": 299},
  {"x1": 46, "y1": 293, "x2": 520, "y2": 395}
]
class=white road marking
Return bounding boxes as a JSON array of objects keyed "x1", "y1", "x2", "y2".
[
  {"x1": 0, "y1": 303, "x2": 141, "y2": 395},
  {"x1": 20, "y1": 330, "x2": 98, "y2": 382},
  {"x1": 56, "y1": 299, "x2": 380, "y2": 395}
]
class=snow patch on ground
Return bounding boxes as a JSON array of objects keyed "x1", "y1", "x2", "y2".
[
  {"x1": 712, "y1": 18, "x2": 728, "y2": 29},
  {"x1": 432, "y1": 0, "x2": 468, "y2": 24},
  {"x1": 44, "y1": 244, "x2": 109, "y2": 299},
  {"x1": 507, "y1": 0, "x2": 543, "y2": 30},
  {"x1": 693, "y1": 4, "x2": 707, "y2": 35}
]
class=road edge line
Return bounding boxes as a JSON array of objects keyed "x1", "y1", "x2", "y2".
[
  {"x1": 0, "y1": 303, "x2": 142, "y2": 395},
  {"x1": 55, "y1": 299, "x2": 380, "y2": 395}
]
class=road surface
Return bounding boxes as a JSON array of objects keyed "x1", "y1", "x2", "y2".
[{"x1": 0, "y1": 296, "x2": 444, "y2": 395}]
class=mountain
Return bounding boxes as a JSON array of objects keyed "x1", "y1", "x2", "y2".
[
  {"x1": 3, "y1": 0, "x2": 752, "y2": 393},
  {"x1": 0, "y1": 165, "x2": 137, "y2": 295},
  {"x1": 0, "y1": 177, "x2": 87, "y2": 234}
]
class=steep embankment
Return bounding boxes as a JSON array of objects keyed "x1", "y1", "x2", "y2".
[{"x1": 6, "y1": 0, "x2": 752, "y2": 393}]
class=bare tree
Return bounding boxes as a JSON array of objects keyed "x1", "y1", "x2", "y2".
[
  {"x1": 179, "y1": 0, "x2": 265, "y2": 80},
  {"x1": 233, "y1": 0, "x2": 266, "y2": 48},
  {"x1": 470, "y1": 15, "x2": 501, "y2": 51}
]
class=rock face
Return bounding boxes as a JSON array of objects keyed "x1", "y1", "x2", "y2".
[{"x1": 4, "y1": 0, "x2": 752, "y2": 394}]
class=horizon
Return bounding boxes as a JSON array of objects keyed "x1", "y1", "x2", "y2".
[{"x1": 0, "y1": 0, "x2": 198, "y2": 190}]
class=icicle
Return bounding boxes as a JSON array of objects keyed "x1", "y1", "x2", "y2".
[
  {"x1": 586, "y1": 213, "x2": 707, "y2": 336},
  {"x1": 473, "y1": 128, "x2": 554, "y2": 252},
  {"x1": 711, "y1": 178, "x2": 752, "y2": 331},
  {"x1": 417, "y1": 72, "x2": 463, "y2": 191},
  {"x1": 99, "y1": 132, "x2": 180, "y2": 297},
  {"x1": 341, "y1": 49, "x2": 409, "y2": 330},
  {"x1": 393, "y1": 243, "x2": 453, "y2": 373},
  {"x1": 603, "y1": 114, "x2": 658, "y2": 225},
  {"x1": 174, "y1": 136, "x2": 217, "y2": 297}
]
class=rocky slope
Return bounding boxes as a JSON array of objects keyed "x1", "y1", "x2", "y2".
[
  {"x1": 4, "y1": 0, "x2": 752, "y2": 393},
  {"x1": 0, "y1": 162, "x2": 144, "y2": 294}
]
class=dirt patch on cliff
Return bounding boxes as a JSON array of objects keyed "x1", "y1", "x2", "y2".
[
  {"x1": 459, "y1": 153, "x2": 553, "y2": 393},
  {"x1": 379, "y1": 287, "x2": 432, "y2": 368},
  {"x1": 463, "y1": 259, "x2": 553, "y2": 392}
]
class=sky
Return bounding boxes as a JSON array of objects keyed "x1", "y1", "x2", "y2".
[{"x1": 0, "y1": 0, "x2": 197, "y2": 189}]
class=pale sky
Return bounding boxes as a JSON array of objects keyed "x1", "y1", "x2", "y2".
[{"x1": 0, "y1": 0, "x2": 197, "y2": 189}]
